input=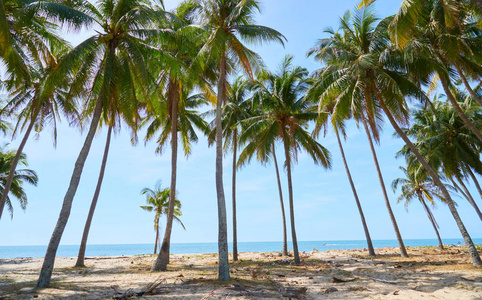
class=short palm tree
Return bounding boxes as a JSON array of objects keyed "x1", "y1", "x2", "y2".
[
  {"x1": 140, "y1": 182, "x2": 185, "y2": 255},
  {"x1": 239, "y1": 56, "x2": 331, "y2": 265},
  {"x1": 0, "y1": 144, "x2": 38, "y2": 218},
  {"x1": 37, "y1": 0, "x2": 161, "y2": 287},
  {"x1": 392, "y1": 166, "x2": 446, "y2": 250},
  {"x1": 194, "y1": 0, "x2": 285, "y2": 280}
]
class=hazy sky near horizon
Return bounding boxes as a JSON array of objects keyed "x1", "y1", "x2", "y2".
[{"x1": 1, "y1": 0, "x2": 481, "y2": 248}]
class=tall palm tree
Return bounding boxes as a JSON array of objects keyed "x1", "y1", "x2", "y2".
[
  {"x1": 37, "y1": 0, "x2": 161, "y2": 287},
  {"x1": 146, "y1": 88, "x2": 209, "y2": 271},
  {"x1": 396, "y1": 0, "x2": 482, "y2": 144},
  {"x1": 74, "y1": 123, "x2": 113, "y2": 268},
  {"x1": 308, "y1": 7, "x2": 409, "y2": 258},
  {"x1": 208, "y1": 76, "x2": 252, "y2": 262},
  {"x1": 147, "y1": 2, "x2": 216, "y2": 271},
  {"x1": 140, "y1": 182, "x2": 185, "y2": 254},
  {"x1": 194, "y1": 0, "x2": 285, "y2": 280},
  {"x1": 309, "y1": 5, "x2": 482, "y2": 265},
  {"x1": 309, "y1": 85, "x2": 376, "y2": 256},
  {"x1": 392, "y1": 166, "x2": 446, "y2": 250},
  {"x1": 400, "y1": 98, "x2": 482, "y2": 221},
  {"x1": 0, "y1": 144, "x2": 38, "y2": 218},
  {"x1": 0, "y1": 48, "x2": 77, "y2": 221},
  {"x1": 239, "y1": 56, "x2": 331, "y2": 265},
  {"x1": 0, "y1": 0, "x2": 88, "y2": 87},
  {"x1": 234, "y1": 103, "x2": 289, "y2": 256},
  {"x1": 0, "y1": 0, "x2": 85, "y2": 221},
  {"x1": 271, "y1": 144, "x2": 289, "y2": 256}
]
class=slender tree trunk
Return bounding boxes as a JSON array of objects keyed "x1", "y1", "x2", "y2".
[
  {"x1": 455, "y1": 64, "x2": 482, "y2": 108},
  {"x1": 361, "y1": 115, "x2": 408, "y2": 258},
  {"x1": 418, "y1": 193, "x2": 444, "y2": 250},
  {"x1": 272, "y1": 144, "x2": 288, "y2": 256},
  {"x1": 467, "y1": 168, "x2": 482, "y2": 199},
  {"x1": 457, "y1": 177, "x2": 482, "y2": 221},
  {"x1": 439, "y1": 75, "x2": 482, "y2": 143},
  {"x1": 75, "y1": 124, "x2": 113, "y2": 267},
  {"x1": 215, "y1": 54, "x2": 230, "y2": 280},
  {"x1": 0, "y1": 115, "x2": 36, "y2": 220},
  {"x1": 335, "y1": 129, "x2": 376, "y2": 256},
  {"x1": 377, "y1": 94, "x2": 482, "y2": 266},
  {"x1": 232, "y1": 129, "x2": 238, "y2": 262},
  {"x1": 281, "y1": 129, "x2": 300, "y2": 265},
  {"x1": 154, "y1": 224, "x2": 159, "y2": 255},
  {"x1": 152, "y1": 79, "x2": 179, "y2": 271},
  {"x1": 37, "y1": 93, "x2": 104, "y2": 288}
]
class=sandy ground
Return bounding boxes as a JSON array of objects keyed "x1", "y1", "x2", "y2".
[{"x1": 1, "y1": 246, "x2": 481, "y2": 299}]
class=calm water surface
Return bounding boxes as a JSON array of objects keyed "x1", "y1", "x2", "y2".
[{"x1": 1, "y1": 239, "x2": 480, "y2": 258}]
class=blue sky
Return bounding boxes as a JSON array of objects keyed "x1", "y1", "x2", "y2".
[{"x1": 1, "y1": 0, "x2": 481, "y2": 247}]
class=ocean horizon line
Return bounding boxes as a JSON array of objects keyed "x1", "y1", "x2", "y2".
[
  {"x1": 2, "y1": 237, "x2": 479, "y2": 248},
  {"x1": 1, "y1": 238, "x2": 481, "y2": 259}
]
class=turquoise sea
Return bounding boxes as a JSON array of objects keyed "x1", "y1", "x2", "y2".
[{"x1": 1, "y1": 239, "x2": 481, "y2": 259}]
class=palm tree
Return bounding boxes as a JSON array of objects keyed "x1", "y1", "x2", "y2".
[
  {"x1": 337, "y1": 130, "x2": 376, "y2": 255},
  {"x1": 146, "y1": 88, "x2": 209, "y2": 271},
  {"x1": 239, "y1": 56, "x2": 331, "y2": 265},
  {"x1": 310, "y1": 8, "x2": 482, "y2": 265},
  {"x1": 208, "y1": 76, "x2": 252, "y2": 262},
  {"x1": 400, "y1": 98, "x2": 482, "y2": 221},
  {"x1": 0, "y1": 49, "x2": 77, "y2": 221},
  {"x1": 308, "y1": 7, "x2": 410, "y2": 258},
  {"x1": 233, "y1": 101, "x2": 289, "y2": 257},
  {"x1": 0, "y1": 144, "x2": 38, "y2": 218},
  {"x1": 146, "y1": 2, "x2": 213, "y2": 272},
  {"x1": 194, "y1": 0, "x2": 285, "y2": 280},
  {"x1": 140, "y1": 182, "x2": 185, "y2": 255},
  {"x1": 392, "y1": 166, "x2": 445, "y2": 250},
  {"x1": 271, "y1": 144, "x2": 289, "y2": 257},
  {"x1": 37, "y1": 0, "x2": 161, "y2": 287},
  {"x1": 308, "y1": 84, "x2": 376, "y2": 256},
  {"x1": 0, "y1": 0, "x2": 88, "y2": 87},
  {"x1": 74, "y1": 123, "x2": 113, "y2": 268},
  {"x1": 0, "y1": 1, "x2": 84, "y2": 221},
  {"x1": 397, "y1": 0, "x2": 482, "y2": 144}
]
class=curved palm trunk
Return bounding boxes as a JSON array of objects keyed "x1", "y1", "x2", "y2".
[
  {"x1": 455, "y1": 64, "x2": 482, "y2": 108},
  {"x1": 75, "y1": 124, "x2": 113, "y2": 267},
  {"x1": 272, "y1": 144, "x2": 288, "y2": 256},
  {"x1": 281, "y1": 129, "x2": 300, "y2": 265},
  {"x1": 439, "y1": 75, "x2": 482, "y2": 143},
  {"x1": 457, "y1": 177, "x2": 482, "y2": 221},
  {"x1": 232, "y1": 129, "x2": 238, "y2": 262},
  {"x1": 0, "y1": 115, "x2": 36, "y2": 220},
  {"x1": 335, "y1": 129, "x2": 376, "y2": 256},
  {"x1": 377, "y1": 94, "x2": 482, "y2": 266},
  {"x1": 152, "y1": 79, "x2": 179, "y2": 271},
  {"x1": 215, "y1": 54, "x2": 230, "y2": 280},
  {"x1": 418, "y1": 192, "x2": 444, "y2": 250},
  {"x1": 361, "y1": 116, "x2": 408, "y2": 258},
  {"x1": 37, "y1": 93, "x2": 104, "y2": 288},
  {"x1": 467, "y1": 168, "x2": 482, "y2": 199}
]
